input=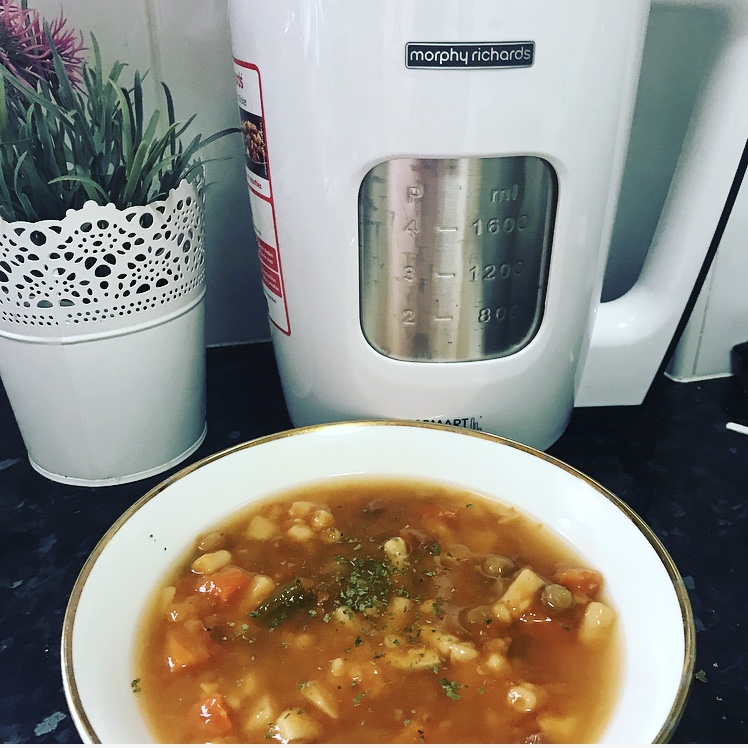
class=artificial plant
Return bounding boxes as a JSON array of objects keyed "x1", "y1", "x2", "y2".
[{"x1": 0, "y1": 0, "x2": 237, "y2": 222}]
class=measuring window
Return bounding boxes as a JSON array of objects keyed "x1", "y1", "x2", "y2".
[{"x1": 359, "y1": 156, "x2": 557, "y2": 362}]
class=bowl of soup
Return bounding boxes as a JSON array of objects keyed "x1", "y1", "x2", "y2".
[{"x1": 62, "y1": 420, "x2": 695, "y2": 743}]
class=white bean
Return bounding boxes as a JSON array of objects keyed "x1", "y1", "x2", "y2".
[
  {"x1": 383, "y1": 536, "x2": 409, "y2": 569},
  {"x1": 506, "y1": 682, "x2": 541, "y2": 713},
  {"x1": 191, "y1": 549, "x2": 232, "y2": 574},
  {"x1": 287, "y1": 523, "x2": 315, "y2": 542},
  {"x1": 310, "y1": 509, "x2": 334, "y2": 528}
]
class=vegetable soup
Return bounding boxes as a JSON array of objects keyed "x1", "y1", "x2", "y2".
[{"x1": 133, "y1": 477, "x2": 621, "y2": 743}]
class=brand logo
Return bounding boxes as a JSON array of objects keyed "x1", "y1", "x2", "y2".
[
  {"x1": 406, "y1": 41, "x2": 534, "y2": 70},
  {"x1": 419, "y1": 417, "x2": 483, "y2": 431}
]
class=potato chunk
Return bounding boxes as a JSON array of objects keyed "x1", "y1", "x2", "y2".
[
  {"x1": 301, "y1": 680, "x2": 339, "y2": 719},
  {"x1": 537, "y1": 713, "x2": 580, "y2": 742},
  {"x1": 245, "y1": 515, "x2": 278, "y2": 541},
  {"x1": 387, "y1": 646, "x2": 441, "y2": 670},
  {"x1": 494, "y1": 568, "x2": 544, "y2": 619},
  {"x1": 272, "y1": 708, "x2": 320, "y2": 742},
  {"x1": 578, "y1": 601, "x2": 616, "y2": 643}
]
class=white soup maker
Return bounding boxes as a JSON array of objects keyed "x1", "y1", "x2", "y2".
[{"x1": 227, "y1": 0, "x2": 748, "y2": 449}]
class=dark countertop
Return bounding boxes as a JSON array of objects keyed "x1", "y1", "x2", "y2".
[{"x1": 1, "y1": 341, "x2": 746, "y2": 744}]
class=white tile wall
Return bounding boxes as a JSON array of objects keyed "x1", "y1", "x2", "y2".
[{"x1": 33, "y1": 0, "x2": 268, "y2": 346}]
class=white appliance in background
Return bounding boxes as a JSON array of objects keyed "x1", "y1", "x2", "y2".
[
  {"x1": 667, "y1": 171, "x2": 748, "y2": 382},
  {"x1": 227, "y1": 0, "x2": 748, "y2": 450},
  {"x1": 596, "y1": 0, "x2": 748, "y2": 385}
]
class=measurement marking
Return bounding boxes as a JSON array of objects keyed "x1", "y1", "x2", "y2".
[
  {"x1": 436, "y1": 272, "x2": 456, "y2": 278},
  {"x1": 436, "y1": 226, "x2": 458, "y2": 233},
  {"x1": 435, "y1": 315, "x2": 454, "y2": 321}
]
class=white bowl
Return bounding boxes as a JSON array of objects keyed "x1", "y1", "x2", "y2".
[{"x1": 62, "y1": 421, "x2": 694, "y2": 743}]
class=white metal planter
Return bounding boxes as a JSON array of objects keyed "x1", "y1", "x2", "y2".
[{"x1": 0, "y1": 179, "x2": 207, "y2": 486}]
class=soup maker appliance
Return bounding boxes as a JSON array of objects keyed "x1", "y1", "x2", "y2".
[{"x1": 227, "y1": 0, "x2": 748, "y2": 449}]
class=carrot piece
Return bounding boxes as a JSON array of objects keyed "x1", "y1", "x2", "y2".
[
  {"x1": 164, "y1": 622, "x2": 211, "y2": 672},
  {"x1": 191, "y1": 693, "x2": 233, "y2": 739},
  {"x1": 196, "y1": 565, "x2": 252, "y2": 604},
  {"x1": 554, "y1": 568, "x2": 603, "y2": 597}
]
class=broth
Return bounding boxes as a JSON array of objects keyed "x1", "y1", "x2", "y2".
[{"x1": 133, "y1": 477, "x2": 621, "y2": 743}]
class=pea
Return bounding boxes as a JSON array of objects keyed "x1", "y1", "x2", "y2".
[
  {"x1": 541, "y1": 583, "x2": 573, "y2": 610},
  {"x1": 481, "y1": 554, "x2": 515, "y2": 578},
  {"x1": 463, "y1": 605, "x2": 494, "y2": 626},
  {"x1": 446, "y1": 543, "x2": 471, "y2": 561}
]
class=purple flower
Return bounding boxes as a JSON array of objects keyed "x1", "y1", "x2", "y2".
[{"x1": 0, "y1": 1, "x2": 86, "y2": 90}]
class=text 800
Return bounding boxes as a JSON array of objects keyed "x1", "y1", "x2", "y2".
[{"x1": 478, "y1": 305, "x2": 521, "y2": 323}]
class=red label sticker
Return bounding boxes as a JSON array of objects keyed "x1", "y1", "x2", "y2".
[{"x1": 234, "y1": 60, "x2": 290, "y2": 335}]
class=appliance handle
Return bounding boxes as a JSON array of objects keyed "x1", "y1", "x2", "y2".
[{"x1": 576, "y1": 0, "x2": 748, "y2": 407}]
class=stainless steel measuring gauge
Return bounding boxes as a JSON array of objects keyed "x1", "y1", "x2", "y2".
[{"x1": 359, "y1": 156, "x2": 557, "y2": 362}]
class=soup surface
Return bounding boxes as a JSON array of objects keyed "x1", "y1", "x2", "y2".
[{"x1": 134, "y1": 477, "x2": 620, "y2": 743}]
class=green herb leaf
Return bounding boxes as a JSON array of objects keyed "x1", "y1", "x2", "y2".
[
  {"x1": 336, "y1": 555, "x2": 394, "y2": 613},
  {"x1": 439, "y1": 678, "x2": 462, "y2": 700}
]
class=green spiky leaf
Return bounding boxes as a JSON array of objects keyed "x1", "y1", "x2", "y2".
[{"x1": 0, "y1": 28, "x2": 239, "y2": 222}]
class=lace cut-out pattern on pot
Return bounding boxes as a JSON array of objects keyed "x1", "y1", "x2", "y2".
[{"x1": 0, "y1": 179, "x2": 205, "y2": 338}]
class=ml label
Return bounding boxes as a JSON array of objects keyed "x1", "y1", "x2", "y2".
[{"x1": 406, "y1": 41, "x2": 534, "y2": 70}]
